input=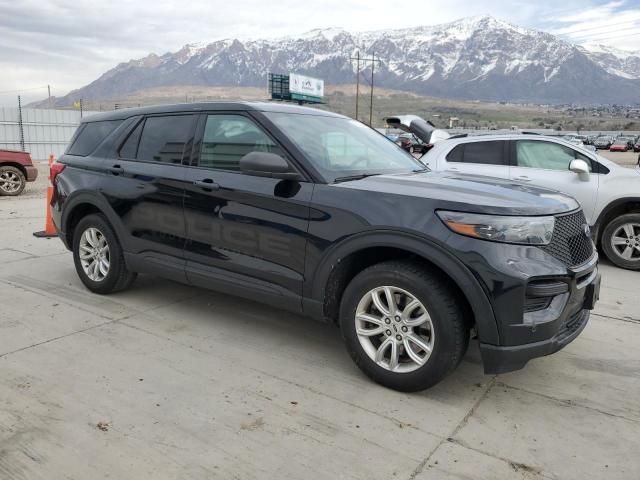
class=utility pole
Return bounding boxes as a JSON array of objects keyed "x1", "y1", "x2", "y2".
[
  {"x1": 369, "y1": 51, "x2": 375, "y2": 126},
  {"x1": 47, "y1": 85, "x2": 51, "y2": 108},
  {"x1": 17, "y1": 96, "x2": 25, "y2": 152},
  {"x1": 80, "y1": 98, "x2": 83, "y2": 118},
  {"x1": 354, "y1": 51, "x2": 360, "y2": 120},
  {"x1": 350, "y1": 50, "x2": 381, "y2": 126}
]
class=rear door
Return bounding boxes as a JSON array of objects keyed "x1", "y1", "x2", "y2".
[
  {"x1": 101, "y1": 113, "x2": 197, "y2": 279},
  {"x1": 443, "y1": 140, "x2": 510, "y2": 179},
  {"x1": 181, "y1": 112, "x2": 312, "y2": 312},
  {"x1": 508, "y1": 139, "x2": 599, "y2": 223}
]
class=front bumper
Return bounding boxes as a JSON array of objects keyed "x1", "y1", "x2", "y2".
[
  {"x1": 25, "y1": 165, "x2": 38, "y2": 182},
  {"x1": 478, "y1": 254, "x2": 600, "y2": 374},
  {"x1": 480, "y1": 283, "x2": 598, "y2": 374},
  {"x1": 442, "y1": 221, "x2": 600, "y2": 375}
]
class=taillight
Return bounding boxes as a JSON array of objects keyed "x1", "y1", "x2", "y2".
[{"x1": 50, "y1": 162, "x2": 66, "y2": 185}]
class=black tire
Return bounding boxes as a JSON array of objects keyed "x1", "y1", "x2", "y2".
[
  {"x1": 72, "y1": 214, "x2": 137, "y2": 294},
  {"x1": 339, "y1": 260, "x2": 469, "y2": 392},
  {"x1": 0, "y1": 166, "x2": 26, "y2": 196},
  {"x1": 601, "y1": 213, "x2": 640, "y2": 270}
]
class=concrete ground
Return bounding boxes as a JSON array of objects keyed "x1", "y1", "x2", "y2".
[{"x1": 0, "y1": 163, "x2": 639, "y2": 480}]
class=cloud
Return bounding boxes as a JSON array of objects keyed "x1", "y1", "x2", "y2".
[{"x1": 548, "y1": 1, "x2": 640, "y2": 51}]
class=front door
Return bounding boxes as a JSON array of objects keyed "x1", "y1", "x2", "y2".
[
  {"x1": 508, "y1": 140, "x2": 600, "y2": 223},
  {"x1": 182, "y1": 112, "x2": 312, "y2": 312}
]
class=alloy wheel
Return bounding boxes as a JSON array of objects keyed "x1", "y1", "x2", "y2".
[
  {"x1": 610, "y1": 223, "x2": 640, "y2": 262},
  {"x1": 0, "y1": 171, "x2": 21, "y2": 194},
  {"x1": 79, "y1": 227, "x2": 110, "y2": 282},
  {"x1": 355, "y1": 286, "x2": 434, "y2": 373}
]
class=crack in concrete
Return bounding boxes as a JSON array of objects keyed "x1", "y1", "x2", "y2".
[
  {"x1": 497, "y1": 381, "x2": 639, "y2": 424},
  {"x1": 446, "y1": 437, "x2": 556, "y2": 480},
  {"x1": 0, "y1": 317, "x2": 125, "y2": 360},
  {"x1": 407, "y1": 376, "x2": 497, "y2": 480},
  {"x1": 592, "y1": 312, "x2": 640, "y2": 325}
]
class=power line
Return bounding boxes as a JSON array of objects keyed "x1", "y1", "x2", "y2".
[
  {"x1": 0, "y1": 85, "x2": 48, "y2": 96},
  {"x1": 577, "y1": 31, "x2": 640, "y2": 43},
  {"x1": 570, "y1": 25, "x2": 640, "y2": 42},
  {"x1": 556, "y1": 20, "x2": 639, "y2": 36}
]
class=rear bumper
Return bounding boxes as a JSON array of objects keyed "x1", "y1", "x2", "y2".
[{"x1": 25, "y1": 165, "x2": 38, "y2": 182}]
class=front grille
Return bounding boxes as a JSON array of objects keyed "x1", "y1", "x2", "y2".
[{"x1": 541, "y1": 210, "x2": 593, "y2": 267}]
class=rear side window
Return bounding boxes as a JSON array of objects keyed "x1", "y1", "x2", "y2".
[
  {"x1": 462, "y1": 141, "x2": 506, "y2": 165},
  {"x1": 67, "y1": 120, "x2": 122, "y2": 156},
  {"x1": 446, "y1": 145, "x2": 463, "y2": 162},
  {"x1": 136, "y1": 115, "x2": 196, "y2": 164}
]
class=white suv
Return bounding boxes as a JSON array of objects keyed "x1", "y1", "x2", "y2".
[{"x1": 384, "y1": 116, "x2": 640, "y2": 270}]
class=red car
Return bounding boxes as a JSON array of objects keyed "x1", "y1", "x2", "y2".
[
  {"x1": 0, "y1": 149, "x2": 38, "y2": 196},
  {"x1": 609, "y1": 140, "x2": 629, "y2": 152}
]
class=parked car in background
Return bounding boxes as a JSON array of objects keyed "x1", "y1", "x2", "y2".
[
  {"x1": 390, "y1": 115, "x2": 640, "y2": 270},
  {"x1": 49, "y1": 102, "x2": 599, "y2": 391},
  {"x1": 0, "y1": 149, "x2": 38, "y2": 196},
  {"x1": 396, "y1": 133, "x2": 428, "y2": 154},
  {"x1": 594, "y1": 136, "x2": 613, "y2": 149},
  {"x1": 585, "y1": 135, "x2": 598, "y2": 146},
  {"x1": 610, "y1": 139, "x2": 630, "y2": 152},
  {"x1": 633, "y1": 139, "x2": 640, "y2": 153}
]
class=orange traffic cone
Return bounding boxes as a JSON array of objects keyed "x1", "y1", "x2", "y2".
[{"x1": 33, "y1": 154, "x2": 58, "y2": 238}]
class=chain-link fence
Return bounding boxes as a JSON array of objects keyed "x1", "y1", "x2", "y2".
[{"x1": 0, "y1": 107, "x2": 98, "y2": 160}]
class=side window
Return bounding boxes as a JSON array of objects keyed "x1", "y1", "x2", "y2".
[
  {"x1": 137, "y1": 115, "x2": 196, "y2": 164},
  {"x1": 462, "y1": 141, "x2": 506, "y2": 165},
  {"x1": 67, "y1": 120, "x2": 122, "y2": 156},
  {"x1": 199, "y1": 114, "x2": 282, "y2": 171},
  {"x1": 119, "y1": 120, "x2": 143, "y2": 159},
  {"x1": 515, "y1": 141, "x2": 591, "y2": 171},
  {"x1": 446, "y1": 145, "x2": 464, "y2": 163}
]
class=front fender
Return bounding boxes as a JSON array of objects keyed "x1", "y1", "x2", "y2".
[{"x1": 307, "y1": 229, "x2": 500, "y2": 345}]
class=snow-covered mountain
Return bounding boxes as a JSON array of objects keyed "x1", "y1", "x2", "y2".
[
  {"x1": 581, "y1": 44, "x2": 640, "y2": 80},
  {"x1": 53, "y1": 16, "x2": 640, "y2": 106}
]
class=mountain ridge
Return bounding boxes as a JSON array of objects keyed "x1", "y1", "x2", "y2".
[{"x1": 48, "y1": 16, "x2": 640, "y2": 106}]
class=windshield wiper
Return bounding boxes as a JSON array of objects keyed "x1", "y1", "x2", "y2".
[
  {"x1": 412, "y1": 167, "x2": 429, "y2": 173},
  {"x1": 333, "y1": 173, "x2": 382, "y2": 183}
]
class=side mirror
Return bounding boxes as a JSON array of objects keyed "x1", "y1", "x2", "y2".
[
  {"x1": 239, "y1": 152, "x2": 302, "y2": 181},
  {"x1": 569, "y1": 159, "x2": 590, "y2": 181}
]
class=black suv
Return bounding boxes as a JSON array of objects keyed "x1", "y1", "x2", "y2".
[{"x1": 51, "y1": 103, "x2": 600, "y2": 392}]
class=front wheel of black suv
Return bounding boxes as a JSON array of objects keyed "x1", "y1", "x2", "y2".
[
  {"x1": 72, "y1": 214, "x2": 137, "y2": 294},
  {"x1": 601, "y1": 213, "x2": 640, "y2": 270},
  {"x1": 339, "y1": 260, "x2": 469, "y2": 392}
]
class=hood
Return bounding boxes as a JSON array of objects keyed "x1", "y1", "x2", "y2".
[
  {"x1": 384, "y1": 115, "x2": 450, "y2": 144},
  {"x1": 335, "y1": 171, "x2": 580, "y2": 216}
]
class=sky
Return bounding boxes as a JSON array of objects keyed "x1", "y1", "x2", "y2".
[{"x1": 0, "y1": 0, "x2": 639, "y2": 106}]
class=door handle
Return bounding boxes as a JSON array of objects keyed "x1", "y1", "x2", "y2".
[
  {"x1": 109, "y1": 165, "x2": 124, "y2": 175},
  {"x1": 194, "y1": 179, "x2": 220, "y2": 191},
  {"x1": 514, "y1": 176, "x2": 531, "y2": 182}
]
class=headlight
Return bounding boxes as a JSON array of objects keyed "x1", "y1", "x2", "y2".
[{"x1": 437, "y1": 211, "x2": 555, "y2": 245}]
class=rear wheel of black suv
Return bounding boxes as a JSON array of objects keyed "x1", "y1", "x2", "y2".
[
  {"x1": 72, "y1": 214, "x2": 137, "y2": 294},
  {"x1": 601, "y1": 213, "x2": 640, "y2": 270},
  {"x1": 339, "y1": 260, "x2": 469, "y2": 392}
]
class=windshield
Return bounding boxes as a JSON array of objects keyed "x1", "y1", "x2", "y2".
[{"x1": 264, "y1": 112, "x2": 425, "y2": 182}]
